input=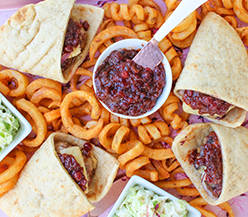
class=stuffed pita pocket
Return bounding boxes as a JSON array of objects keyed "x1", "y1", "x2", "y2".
[
  {"x1": 0, "y1": 0, "x2": 104, "y2": 83},
  {"x1": 172, "y1": 123, "x2": 248, "y2": 205},
  {"x1": 174, "y1": 12, "x2": 248, "y2": 127},
  {"x1": 0, "y1": 132, "x2": 120, "y2": 217}
]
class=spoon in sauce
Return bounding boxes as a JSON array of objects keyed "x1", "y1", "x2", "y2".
[{"x1": 133, "y1": 0, "x2": 208, "y2": 70}]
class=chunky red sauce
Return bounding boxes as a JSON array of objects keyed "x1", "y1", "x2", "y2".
[
  {"x1": 95, "y1": 49, "x2": 166, "y2": 116},
  {"x1": 183, "y1": 90, "x2": 231, "y2": 116},
  {"x1": 61, "y1": 19, "x2": 89, "y2": 71},
  {"x1": 58, "y1": 153, "x2": 88, "y2": 191},
  {"x1": 82, "y1": 142, "x2": 92, "y2": 157},
  {"x1": 58, "y1": 142, "x2": 93, "y2": 192},
  {"x1": 188, "y1": 131, "x2": 223, "y2": 198}
]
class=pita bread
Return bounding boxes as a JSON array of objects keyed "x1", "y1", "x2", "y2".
[
  {"x1": 0, "y1": 0, "x2": 104, "y2": 83},
  {"x1": 0, "y1": 132, "x2": 120, "y2": 217},
  {"x1": 174, "y1": 12, "x2": 248, "y2": 127},
  {"x1": 172, "y1": 123, "x2": 248, "y2": 205}
]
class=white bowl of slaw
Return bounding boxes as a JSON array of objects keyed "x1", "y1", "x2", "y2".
[
  {"x1": 107, "y1": 175, "x2": 201, "y2": 217},
  {"x1": 0, "y1": 93, "x2": 32, "y2": 161}
]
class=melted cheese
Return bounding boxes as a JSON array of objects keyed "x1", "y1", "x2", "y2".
[{"x1": 68, "y1": 45, "x2": 81, "y2": 59}]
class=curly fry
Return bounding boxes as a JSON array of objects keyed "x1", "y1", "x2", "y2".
[
  {"x1": 233, "y1": 0, "x2": 248, "y2": 23},
  {"x1": 189, "y1": 197, "x2": 235, "y2": 217},
  {"x1": 142, "y1": 146, "x2": 174, "y2": 160},
  {"x1": 26, "y1": 78, "x2": 61, "y2": 99},
  {"x1": 224, "y1": 15, "x2": 238, "y2": 28},
  {"x1": 0, "y1": 69, "x2": 29, "y2": 97},
  {"x1": 125, "y1": 156, "x2": 150, "y2": 176},
  {"x1": 171, "y1": 17, "x2": 197, "y2": 41},
  {"x1": 16, "y1": 98, "x2": 47, "y2": 147},
  {"x1": 128, "y1": 0, "x2": 161, "y2": 11},
  {"x1": 0, "y1": 150, "x2": 26, "y2": 183},
  {"x1": 89, "y1": 26, "x2": 138, "y2": 61},
  {"x1": 30, "y1": 87, "x2": 62, "y2": 108},
  {"x1": 224, "y1": 0, "x2": 233, "y2": 7},
  {"x1": 151, "y1": 159, "x2": 170, "y2": 179},
  {"x1": 171, "y1": 167, "x2": 200, "y2": 196},
  {"x1": 60, "y1": 91, "x2": 104, "y2": 140},
  {"x1": 104, "y1": 2, "x2": 163, "y2": 28},
  {"x1": 0, "y1": 149, "x2": 27, "y2": 196},
  {"x1": 172, "y1": 11, "x2": 196, "y2": 32},
  {"x1": 44, "y1": 108, "x2": 61, "y2": 124},
  {"x1": 133, "y1": 23, "x2": 152, "y2": 41},
  {"x1": 158, "y1": 37, "x2": 183, "y2": 80},
  {"x1": 161, "y1": 158, "x2": 180, "y2": 172},
  {"x1": 118, "y1": 140, "x2": 145, "y2": 169},
  {"x1": 131, "y1": 169, "x2": 159, "y2": 181},
  {"x1": 112, "y1": 126, "x2": 130, "y2": 154},
  {"x1": 159, "y1": 92, "x2": 189, "y2": 131},
  {"x1": 137, "y1": 121, "x2": 170, "y2": 144},
  {"x1": 99, "y1": 123, "x2": 121, "y2": 149},
  {"x1": 70, "y1": 68, "x2": 93, "y2": 92},
  {"x1": 165, "y1": 0, "x2": 180, "y2": 11}
]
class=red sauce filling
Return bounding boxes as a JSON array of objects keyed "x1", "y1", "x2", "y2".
[
  {"x1": 188, "y1": 131, "x2": 223, "y2": 198},
  {"x1": 58, "y1": 153, "x2": 88, "y2": 191},
  {"x1": 95, "y1": 49, "x2": 166, "y2": 116},
  {"x1": 58, "y1": 142, "x2": 93, "y2": 192},
  {"x1": 61, "y1": 19, "x2": 89, "y2": 71},
  {"x1": 182, "y1": 90, "x2": 231, "y2": 116},
  {"x1": 82, "y1": 142, "x2": 92, "y2": 157}
]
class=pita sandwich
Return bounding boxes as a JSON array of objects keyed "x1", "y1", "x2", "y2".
[
  {"x1": 0, "y1": 0, "x2": 104, "y2": 83},
  {"x1": 0, "y1": 132, "x2": 120, "y2": 217},
  {"x1": 172, "y1": 123, "x2": 248, "y2": 205},
  {"x1": 174, "y1": 12, "x2": 248, "y2": 127}
]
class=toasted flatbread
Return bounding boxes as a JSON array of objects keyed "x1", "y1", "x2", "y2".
[
  {"x1": 174, "y1": 12, "x2": 248, "y2": 127},
  {"x1": 0, "y1": 132, "x2": 119, "y2": 217},
  {"x1": 172, "y1": 123, "x2": 248, "y2": 205},
  {"x1": 0, "y1": 0, "x2": 104, "y2": 83}
]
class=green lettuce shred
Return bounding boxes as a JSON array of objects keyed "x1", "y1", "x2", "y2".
[{"x1": 0, "y1": 96, "x2": 20, "y2": 151}]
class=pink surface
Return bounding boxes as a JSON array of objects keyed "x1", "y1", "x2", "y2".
[{"x1": 1, "y1": 0, "x2": 248, "y2": 216}]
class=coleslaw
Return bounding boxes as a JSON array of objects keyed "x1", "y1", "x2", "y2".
[
  {"x1": 0, "y1": 96, "x2": 20, "y2": 151},
  {"x1": 113, "y1": 184, "x2": 189, "y2": 217}
]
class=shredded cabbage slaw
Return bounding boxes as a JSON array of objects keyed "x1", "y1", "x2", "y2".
[
  {"x1": 114, "y1": 185, "x2": 188, "y2": 217},
  {"x1": 0, "y1": 96, "x2": 20, "y2": 151}
]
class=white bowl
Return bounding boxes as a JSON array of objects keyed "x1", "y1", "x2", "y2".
[
  {"x1": 107, "y1": 175, "x2": 201, "y2": 217},
  {"x1": 0, "y1": 93, "x2": 32, "y2": 161},
  {"x1": 93, "y1": 39, "x2": 172, "y2": 119}
]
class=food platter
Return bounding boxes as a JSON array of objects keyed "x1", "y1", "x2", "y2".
[{"x1": 1, "y1": 0, "x2": 248, "y2": 216}]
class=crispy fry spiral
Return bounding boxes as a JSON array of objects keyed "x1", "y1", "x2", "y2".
[
  {"x1": 137, "y1": 121, "x2": 170, "y2": 144},
  {"x1": 103, "y1": 3, "x2": 164, "y2": 28},
  {"x1": 155, "y1": 166, "x2": 200, "y2": 195},
  {"x1": 189, "y1": 197, "x2": 235, "y2": 217},
  {"x1": 70, "y1": 68, "x2": 93, "y2": 92},
  {"x1": 133, "y1": 22, "x2": 152, "y2": 41},
  {"x1": 159, "y1": 92, "x2": 189, "y2": 131},
  {"x1": 233, "y1": 0, "x2": 248, "y2": 23},
  {"x1": 128, "y1": 0, "x2": 161, "y2": 11},
  {"x1": 236, "y1": 26, "x2": 248, "y2": 45},
  {"x1": 0, "y1": 149, "x2": 26, "y2": 197},
  {"x1": 164, "y1": 2, "x2": 198, "y2": 49},
  {"x1": 158, "y1": 37, "x2": 182, "y2": 80},
  {"x1": 0, "y1": 69, "x2": 29, "y2": 97}
]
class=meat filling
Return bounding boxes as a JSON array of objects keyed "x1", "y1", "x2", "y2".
[
  {"x1": 182, "y1": 90, "x2": 232, "y2": 117},
  {"x1": 188, "y1": 131, "x2": 223, "y2": 198},
  {"x1": 55, "y1": 141, "x2": 97, "y2": 192},
  {"x1": 61, "y1": 18, "x2": 89, "y2": 72}
]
